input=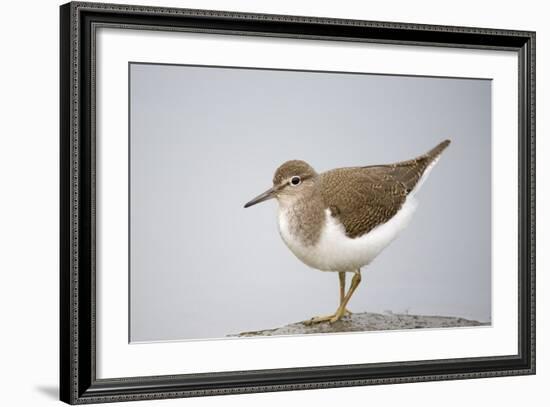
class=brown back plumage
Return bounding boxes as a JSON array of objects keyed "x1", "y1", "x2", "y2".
[{"x1": 320, "y1": 139, "x2": 451, "y2": 238}]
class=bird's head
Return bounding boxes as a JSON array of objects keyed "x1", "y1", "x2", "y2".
[{"x1": 244, "y1": 160, "x2": 318, "y2": 208}]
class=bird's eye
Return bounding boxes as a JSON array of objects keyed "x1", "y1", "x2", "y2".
[{"x1": 290, "y1": 176, "x2": 301, "y2": 186}]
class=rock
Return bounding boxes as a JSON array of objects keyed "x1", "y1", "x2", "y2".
[{"x1": 231, "y1": 312, "x2": 489, "y2": 337}]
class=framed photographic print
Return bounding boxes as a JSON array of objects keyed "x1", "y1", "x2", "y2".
[{"x1": 60, "y1": 1, "x2": 536, "y2": 404}]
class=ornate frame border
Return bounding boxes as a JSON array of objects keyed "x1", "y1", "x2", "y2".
[{"x1": 60, "y1": 2, "x2": 536, "y2": 404}]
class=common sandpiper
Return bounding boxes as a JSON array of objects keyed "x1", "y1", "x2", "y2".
[{"x1": 244, "y1": 139, "x2": 451, "y2": 324}]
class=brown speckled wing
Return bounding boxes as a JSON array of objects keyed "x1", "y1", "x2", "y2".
[
  {"x1": 321, "y1": 140, "x2": 450, "y2": 238},
  {"x1": 320, "y1": 167, "x2": 408, "y2": 238}
]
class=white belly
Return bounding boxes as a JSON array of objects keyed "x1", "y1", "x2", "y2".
[{"x1": 278, "y1": 197, "x2": 418, "y2": 272}]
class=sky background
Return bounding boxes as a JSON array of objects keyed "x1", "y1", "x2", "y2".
[{"x1": 129, "y1": 63, "x2": 491, "y2": 342}]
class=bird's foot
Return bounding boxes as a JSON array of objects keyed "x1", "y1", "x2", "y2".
[
  {"x1": 304, "y1": 308, "x2": 352, "y2": 325},
  {"x1": 328, "y1": 310, "x2": 347, "y2": 324},
  {"x1": 303, "y1": 314, "x2": 336, "y2": 325}
]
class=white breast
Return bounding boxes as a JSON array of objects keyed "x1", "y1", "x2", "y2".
[{"x1": 278, "y1": 197, "x2": 418, "y2": 272}]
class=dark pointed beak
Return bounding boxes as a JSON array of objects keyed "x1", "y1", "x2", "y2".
[{"x1": 244, "y1": 187, "x2": 276, "y2": 208}]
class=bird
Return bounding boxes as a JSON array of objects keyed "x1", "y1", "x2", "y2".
[{"x1": 244, "y1": 139, "x2": 451, "y2": 324}]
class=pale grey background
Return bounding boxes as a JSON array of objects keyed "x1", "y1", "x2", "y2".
[{"x1": 129, "y1": 63, "x2": 491, "y2": 342}]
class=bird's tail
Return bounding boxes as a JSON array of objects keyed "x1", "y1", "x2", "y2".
[
  {"x1": 423, "y1": 139, "x2": 451, "y2": 161},
  {"x1": 381, "y1": 139, "x2": 451, "y2": 195},
  {"x1": 360, "y1": 139, "x2": 451, "y2": 194},
  {"x1": 404, "y1": 139, "x2": 451, "y2": 195}
]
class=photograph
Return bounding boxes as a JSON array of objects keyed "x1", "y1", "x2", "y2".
[
  {"x1": 129, "y1": 62, "x2": 492, "y2": 342},
  {"x1": 58, "y1": 2, "x2": 535, "y2": 403}
]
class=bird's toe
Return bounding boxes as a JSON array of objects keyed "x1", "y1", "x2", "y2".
[{"x1": 304, "y1": 314, "x2": 334, "y2": 325}]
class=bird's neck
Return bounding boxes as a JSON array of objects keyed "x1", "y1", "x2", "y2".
[{"x1": 278, "y1": 190, "x2": 325, "y2": 247}]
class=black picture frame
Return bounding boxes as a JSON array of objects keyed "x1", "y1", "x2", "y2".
[{"x1": 60, "y1": 1, "x2": 536, "y2": 404}]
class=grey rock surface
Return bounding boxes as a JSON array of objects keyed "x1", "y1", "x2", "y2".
[{"x1": 232, "y1": 312, "x2": 489, "y2": 337}]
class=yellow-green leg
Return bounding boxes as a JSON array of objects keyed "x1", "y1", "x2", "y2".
[
  {"x1": 339, "y1": 272, "x2": 352, "y2": 316},
  {"x1": 305, "y1": 270, "x2": 361, "y2": 325},
  {"x1": 330, "y1": 270, "x2": 361, "y2": 323}
]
